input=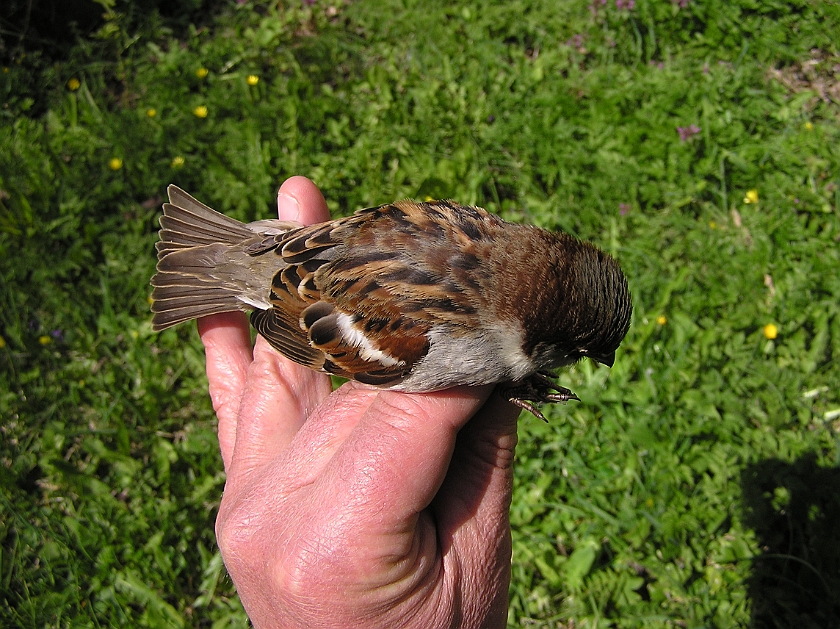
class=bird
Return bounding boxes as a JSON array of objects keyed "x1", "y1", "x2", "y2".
[{"x1": 150, "y1": 186, "x2": 632, "y2": 419}]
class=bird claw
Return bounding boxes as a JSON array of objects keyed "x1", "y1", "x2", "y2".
[{"x1": 498, "y1": 372, "x2": 579, "y2": 421}]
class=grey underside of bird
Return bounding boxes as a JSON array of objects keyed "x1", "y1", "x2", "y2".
[{"x1": 150, "y1": 186, "x2": 632, "y2": 419}]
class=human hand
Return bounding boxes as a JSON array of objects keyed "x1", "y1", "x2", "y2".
[{"x1": 197, "y1": 176, "x2": 521, "y2": 628}]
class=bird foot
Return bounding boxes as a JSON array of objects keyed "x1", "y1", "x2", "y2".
[{"x1": 498, "y1": 372, "x2": 579, "y2": 421}]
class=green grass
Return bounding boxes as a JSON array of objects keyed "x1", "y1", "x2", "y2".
[{"x1": 2, "y1": 0, "x2": 839, "y2": 626}]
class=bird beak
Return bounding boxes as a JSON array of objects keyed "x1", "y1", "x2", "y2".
[{"x1": 590, "y1": 351, "x2": 615, "y2": 368}]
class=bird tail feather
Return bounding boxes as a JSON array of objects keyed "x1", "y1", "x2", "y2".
[{"x1": 150, "y1": 186, "x2": 253, "y2": 331}]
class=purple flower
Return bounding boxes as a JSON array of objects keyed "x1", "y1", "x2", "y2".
[
  {"x1": 566, "y1": 34, "x2": 585, "y2": 48},
  {"x1": 587, "y1": 0, "x2": 608, "y2": 16},
  {"x1": 50, "y1": 329, "x2": 64, "y2": 341},
  {"x1": 677, "y1": 124, "x2": 701, "y2": 142},
  {"x1": 616, "y1": 0, "x2": 635, "y2": 9},
  {"x1": 619, "y1": 203, "x2": 630, "y2": 216},
  {"x1": 672, "y1": 0, "x2": 690, "y2": 7}
]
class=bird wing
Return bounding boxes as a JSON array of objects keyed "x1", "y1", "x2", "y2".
[{"x1": 249, "y1": 200, "x2": 499, "y2": 386}]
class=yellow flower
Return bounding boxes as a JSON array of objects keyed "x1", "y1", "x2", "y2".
[
  {"x1": 743, "y1": 189, "x2": 759, "y2": 204},
  {"x1": 108, "y1": 157, "x2": 123, "y2": 171},
  {"x1": 0, "y1": 335, "x2": 6, "y2": 349},
  {"x1": 424, "y1": 195, "x2": 435, "y2": 202},
  {"x1": 146, "y1": 108, "x2": 157, "y2": 118},
  {"x1": 193, "y1": 105, "x2": 208, "y2": 118},
  {"x1": 804, "y1": 121, "x2": 814, "y2": 131},
  {"x1": 39, "y1": 335, "x2": 52, "y2": 345},
  {"x1": 2, "y1": 67, "x2": 9, "y2": 74},
  {"x1": 247, "y1": 75, "x2": 260, "y2": 86},
  {"x1": 763, "y1": 324, "x2": 778, "y2": 340},
  {"x1": 645, "y1": 497, "x2": 654, "y2": 508},
  {"x1": 67, "y1": 78, "x2": 81, "y2": 91},
  {"x1": 195, "y1": 67, "x2": 209, "y2": 79},
  {"x1": 709, "y1": 221, "x2": 717, "y2": 229},
  {"x1": 656, "y1": 315, "x2": 667, "y2": 326},
  {"x1": 170, "y1": 155, "x2": 185, "y2": 169}
]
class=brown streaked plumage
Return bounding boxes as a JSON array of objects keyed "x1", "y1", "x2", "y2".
[{"x1": 151, "y1": 186, "x2": 632, "y2": 418}]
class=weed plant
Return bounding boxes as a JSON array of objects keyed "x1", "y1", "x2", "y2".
[{"x1": 1, "y1": 0, "x2": 839, "y2": 626}]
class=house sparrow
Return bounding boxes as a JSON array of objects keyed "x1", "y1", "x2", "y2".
[{"x1": 151, "y1": 186, "x2": 632, "y2": 418}]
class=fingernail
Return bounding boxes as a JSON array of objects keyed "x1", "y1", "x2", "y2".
[{"x1": 277, "y1": 190, "x2": 301, "y2": 221}]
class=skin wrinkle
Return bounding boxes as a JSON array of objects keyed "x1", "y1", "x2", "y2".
[
  {"x1": 432, "y1": 401, "x2": 515, "y2": 628},
  {"x1": 344, "y1": 530, "x2": 451, "y2": 629},
  {"x1": 234, "y1": 480, "x2": 356, "y2": 608},
  {"x1": 216, "y1": 503, "x2": 264, "y2": 581},
  {"x1": 438, "y1": 543, "x2": 464, "y2": 629},
  {"x1": 280, "y1": 519, "x2": 347, "y2": 594},
  {"x1": 378, "y1": 418, "x2": 490, "y2": 627},
  {"x1": 231, "y1": 387, "x2": 293, "y2": 473},
  {"x1": 272, "y1": 500, "x2": 436, "y2": 626},
  {"x1": 205, "y1": 341, "x2": 247, "y2": 410},
  {"x1": 271, "y1": 533, "x2": 355, "y2": 627},
  {"x1": 236, "y1": 410, "x2": 394, "y2": 576},
  {"x1": 363, "y1": 526, "x2": 443, "y2": 623},
  {"x1": 283, "y1": 385, "x2": 375, "y2": 473},
  {"x1": 438, "y1": 407, "x2": 517, "y2": 516},
  {"x1": 331, "y1": 392, "x2": 460, "y2": 516},
  {"x1": 251, "y1": 339, "x2": 321, "y2": 411},
  {"x1": 277, "y1": 191, "x2": 302, "y2": 223},
  {"x1": 319, "y1": 413, "x2": 429, "y2": 546},
  {"x1": 197, "y1": 312, "x2": 253, "y2": 461},
  {"x1": 220, "y1": 454, "x2": 337, "y2": 582},
  {"x1": 231, "y1": 359, "x2": 336, "y2": 482}
]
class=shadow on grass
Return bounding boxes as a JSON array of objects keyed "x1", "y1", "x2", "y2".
[
  {"x1": 741, "y1": 454, "x2": 840, "y2": 629},
  {"x1": 1, "y1": 0, "x2": 231, "y2": 62}
]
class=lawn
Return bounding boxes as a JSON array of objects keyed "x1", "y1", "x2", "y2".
[{"x1": 1, "y1": 0, "x2": 839, "y2": 626}]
